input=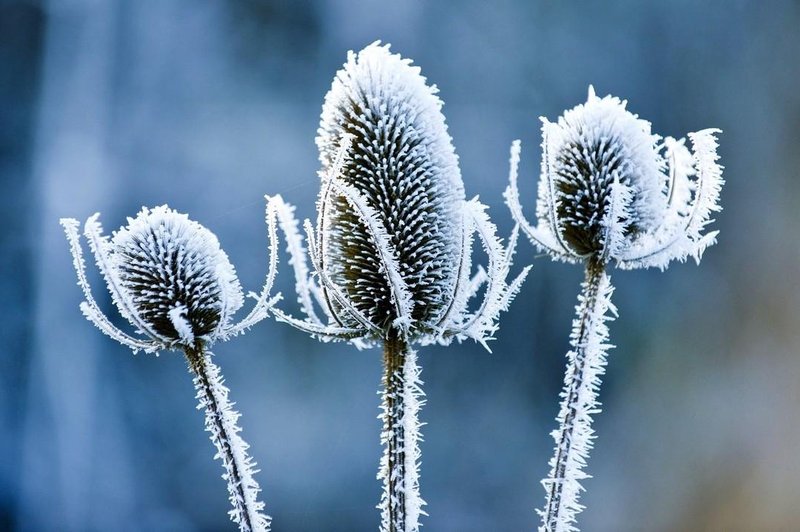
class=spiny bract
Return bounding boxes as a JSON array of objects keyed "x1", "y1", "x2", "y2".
[
  {"x1": 506, "y1": 86, "x2": 724, "y2": 270},
  {"x1": 316, "y1": 41, "x2": 465, "y2": 335}
]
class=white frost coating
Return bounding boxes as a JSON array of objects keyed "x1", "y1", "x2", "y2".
[
  {"x1": 378, "y1": 345, "x2": 427, "y2": 532},
  {"x1": 539, "y1": 269, "x2": 616, "y2": 532},
  {"x1": 61, "y1": 205, "x2": 282, "y2": 352},
  {"x1": 169, "y1": 304, "x2": 195, "y2": 344},
  {"x1": 505, "y1": 87, "x2": 724, "y2": 270},
  {"x1": 400, "y1": 348, "x2": 425, "y2": 530},
  {"x1": 191, "y1": 350, "x2": 271, "y2": 532}
]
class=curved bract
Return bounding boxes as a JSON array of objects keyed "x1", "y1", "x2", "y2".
[
  {"x1": 317, "y1": 42, "x2": 465, "y2": 337},
  {"x1": 506, "y1": 86, "x2": 724, "y2": 270}
]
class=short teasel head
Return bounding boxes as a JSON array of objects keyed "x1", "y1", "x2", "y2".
[
  {"x1": 316, "y1": 42, "x2": 465, "y2": 336},
  {"x1": 542, "y1": 87, "x2": 666, "y2": 256},
  {"x1": 61, "y1": 205, "x2": 280, "y2": 353},
  {"x1": 109, "y1": 206, "x2": 243, "y2": 345},
  {"x1": 507, "y1": 86, "x2": 724, "y2": 270}
]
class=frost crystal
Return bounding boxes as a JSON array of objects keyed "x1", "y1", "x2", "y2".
[{"x1": 267, "y1": 42, "x2": 529, "y2": 532}]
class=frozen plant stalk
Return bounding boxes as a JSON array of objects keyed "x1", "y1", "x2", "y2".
[
  {"x1": 61, "y1": 206, "x2": 280, "y2": 532},
  {"x1": 268, "y1": 42, "x2": 529, "y2": 532},
  {"x1": 505, "y1": 87, "x2": 724, "y2": 531}
]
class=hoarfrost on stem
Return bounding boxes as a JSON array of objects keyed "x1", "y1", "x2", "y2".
[{"x1": 504, "y1": 87, "x2": 724, "y2": 531}]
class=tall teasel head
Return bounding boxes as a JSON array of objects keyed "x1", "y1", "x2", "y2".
[
  {"x1": 316, "y1": 41, "x2": 465, "y2": 334},
  {"x1": 61, "y1": 205, "x2": 281, "y2": 353},
  {"x1": 505, "y1": 86, "x2": 724, "y2": 270},
  {"x1": 270, "y1": 42, "x2": 529, "y2": 348}
]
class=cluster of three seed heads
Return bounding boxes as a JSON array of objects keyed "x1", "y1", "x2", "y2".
[{"x1": 61, "y1": 41, "x2": 722, "y2": 532}]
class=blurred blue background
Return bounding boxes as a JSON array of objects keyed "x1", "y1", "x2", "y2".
[{"x1": 2, "y1": 1, "x2": 799, "y2": 530}]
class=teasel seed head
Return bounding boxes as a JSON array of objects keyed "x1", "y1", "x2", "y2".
[
  {"x1": 109, "y1": 205, "x2": 243, "y2": 345},
  {"x1": 316, "y1": 41, "x2": 465, "y2": 337},
  {"x1": 507, "y1": 86, "x2": 724, "y2": 270},
  {"x1": 61, "y1": 204, "x2": 280, "y2": 353}
]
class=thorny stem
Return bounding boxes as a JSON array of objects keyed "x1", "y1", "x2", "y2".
[
  {"x1": 379, "y1": 332, "x2": 424, "y2": 532},
  {"x1": 541, "y1": 259, "x2": 609, "y2": 532},
  {"x1": 185, "y1": 345, "x2": 268, "y2": 532}
]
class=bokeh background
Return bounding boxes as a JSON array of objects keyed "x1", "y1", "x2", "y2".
[{"x1": 2, "y1": 1, "x2": 799, "y2": 530}]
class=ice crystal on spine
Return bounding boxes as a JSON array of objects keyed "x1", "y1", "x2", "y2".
[
  {"x1": 61, "y1": 205, "x2": 278, "y2": 531},
  {"x1": 269, "y1": 42, "x2": 529, "y2": 532},
  {"x1": 504, "y1": 87, "x2": 724, "y2": 532}
]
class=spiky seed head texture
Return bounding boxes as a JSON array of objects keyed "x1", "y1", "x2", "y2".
[
  {"x1": 316, "y1": 42, "x2": 465, "y2": 336},
  {"x1": 539, "y1": 87, "x2": 667, "y2": 257},
  {"x1": 110, "y1": 205, "x2": 243, "y2": 345}
]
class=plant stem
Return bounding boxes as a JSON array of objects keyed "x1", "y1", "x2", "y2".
[
  {"x1": 379, "y1": 332, "x2": 425, "y2": 532},
  {"x1": 184, "y1": 345, "x2": 270, "y2": 532},
  {"x1": 540, "y1": 259, "x2": 615, "y2": 532}
]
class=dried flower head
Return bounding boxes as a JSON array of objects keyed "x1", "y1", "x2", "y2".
[
  {"x1": 272, "y1": 42, "x2": 529, "y2": 349},
  {"x1": 266, "y1": 42, "x2": 529, "y2": 532},
  {"x1": 504, "y1": 88, "x2": 724, "y2": 532},
  {"x1": 62, "y1": 205, "x2": 278, "y2": 531},
  {"x1": 316, "y1": 41, "x2": 465, "y2": 334},
  {"x1": 61, "y1": 205, "x2": 279, "y2": 352},
  {"x1": 506, "y1": 86, "x2": 724, "y2": 270}
]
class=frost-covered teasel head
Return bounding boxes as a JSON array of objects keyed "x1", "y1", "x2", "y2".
[
  {"x1": 317, "y1": 42, "x2": 464, "y2": 334},
  {"x1": 61, "y1": 205, "x2": 281, "y2": 353},
  {"x1": 270, "y1": 42, "x2": 529, "y2": 348},
  {"x1": 267, "y1": 41, "x2": 529, "y2": 532},
  {"x1": 506, "y1": 86, "x2": 724, "y2": 270}
]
